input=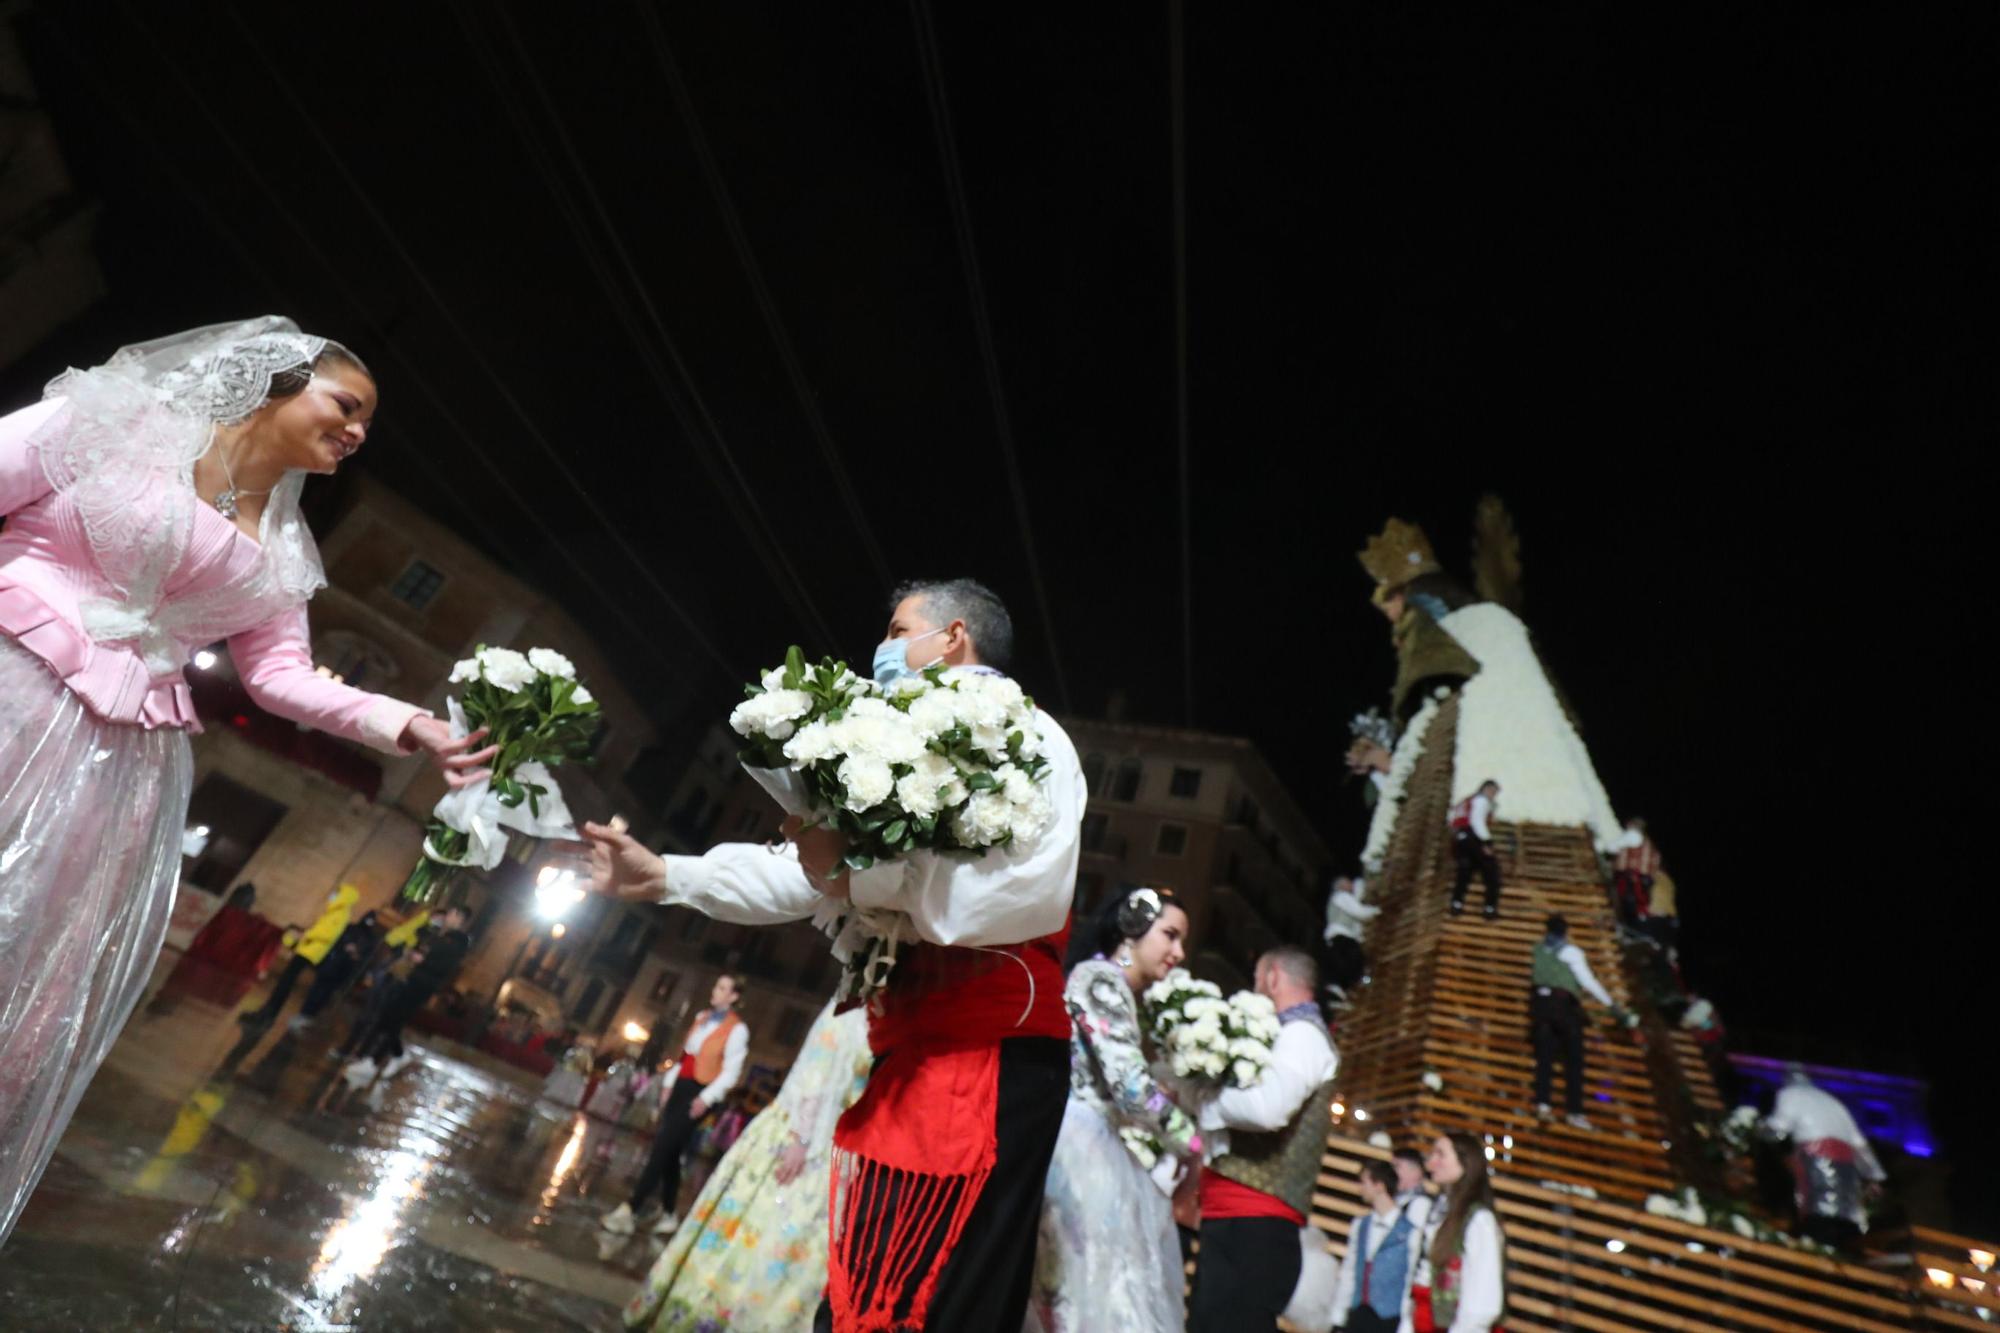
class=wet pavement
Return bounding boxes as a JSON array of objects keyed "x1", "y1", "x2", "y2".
[{"x1": 0, "y1": 982, "x2": 690, "y2": 1331}]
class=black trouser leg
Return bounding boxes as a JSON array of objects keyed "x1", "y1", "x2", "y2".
[
  {"x1": 1532, "y1": 989, "x2": 1586, "y2": 1113},
  {"x1": 1480, "y1": 847, "x2": 1502, "y2": 911},
  {"x1": 1189, "y1": 1215, "x2": 1303, "y2": 1332},
  {"x1": 812, "y1": 1036, "x2": 1069, "y2": 1333},
  {"x1": 629, "y1": 1076, "x2": 706, "y2": 1212},
  {"x1": 1325, "y1": 936, "x2": 1365, "y2": 991},
  {"x1": 1560, "y1": 998, "x2": 1587, "y2": 1113},
  {"x1": 361, "y1": 988, "x2": 426, "y2": 1063},
  {"x1": 1451, "y1": 832, "x2": 1477, "y2": 908},
  {"x1": 243, "y1": 955, "x2": 312, "y2": 1022},
  {"x1": 298, "y1": 953, "x2": 360, "y2": 1019}
]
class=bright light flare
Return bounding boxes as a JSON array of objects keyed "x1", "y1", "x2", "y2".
[{"x1": 622, "y1": 1021, "x2": 650, "y2": 1043}]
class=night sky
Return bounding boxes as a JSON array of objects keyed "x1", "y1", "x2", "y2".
[{"x1": 11, "y1": 4, "x2": 1993, "y2": 1224}]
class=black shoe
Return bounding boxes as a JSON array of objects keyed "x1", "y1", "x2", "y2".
[
  {"x1": 1449, "y1": 900, "x2": 1465, "y2": 916},
  {"x1": 237, "y1": 1010, "x2": 272, "y2": 1029}
]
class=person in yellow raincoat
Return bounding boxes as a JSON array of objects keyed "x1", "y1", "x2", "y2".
[{"x1": 237, "y1": 883, "x2": 358, "y2": 1028}]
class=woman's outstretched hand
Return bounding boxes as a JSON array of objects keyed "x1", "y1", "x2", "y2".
[
  {"x1": 403, "y1": 717, "x2": 499, "y2": 789},
  {"x1": 581, "y1": 817, "x2": 666, "y2": 903}
]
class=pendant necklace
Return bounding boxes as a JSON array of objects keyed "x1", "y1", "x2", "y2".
[{"x1": 210, "y1": 439, "x2": 273, "y2": 521}]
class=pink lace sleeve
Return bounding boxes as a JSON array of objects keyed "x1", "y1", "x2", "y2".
[
  {"x1": 1, "y1": 400, "x2": 63, "y2": 516},
  {"x1": 228, "y1": 605, "x2": 428, "y2": 754}
]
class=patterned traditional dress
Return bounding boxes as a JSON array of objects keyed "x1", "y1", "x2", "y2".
[
  {"x1": 1026, "y1": 959, "x2": 1201, "y2": 1332},
  {"x1": 624, "y1": 1001, "x2": 872, "y2": 1332}
]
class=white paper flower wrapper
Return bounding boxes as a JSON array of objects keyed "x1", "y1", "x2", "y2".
[{"x1": 424, "y1": 698, "x2": 578, "y2": 868}]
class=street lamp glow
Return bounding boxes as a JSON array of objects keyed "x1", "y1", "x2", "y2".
[
  {"x1": 550, "y1": 923, "x2": 567, "y2": 938},
  {"x1": 622, "y1": 1021, "x2": 650, "y2": 1044},
  {"x1": 534, "y1": 868, "x2": 584, "y2": 920}
]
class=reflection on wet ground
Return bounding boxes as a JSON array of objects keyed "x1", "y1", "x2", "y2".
[{"x1": 0, "y1": 989, "x2": 683, "y2": 1330}]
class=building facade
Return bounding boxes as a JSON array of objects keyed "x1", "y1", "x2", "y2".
[
  {"x1": 178, "y1": 475, "x2": 663, "y2": 1036},
  {"x1": 1062, "y1": 717, "x2": 1332, "y2": 988}
]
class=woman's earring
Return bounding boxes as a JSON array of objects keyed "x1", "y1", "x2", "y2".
[{"x1": 1115, "y1": 945, "x2": 1134, "y2": 967}]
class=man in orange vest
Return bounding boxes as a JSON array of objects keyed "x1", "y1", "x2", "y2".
[{"x1": 601, "y1": 973, "x2": 749, "y2": 1236}]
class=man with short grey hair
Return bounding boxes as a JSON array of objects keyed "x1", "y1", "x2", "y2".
[
  {"x1": 877, "y1": 576, "x2": 1015, "y2": 678},
  {"x1": 1190, "y1": 946, "x2": 1340, "y2": 1330},
  {"x1": 583, "y1": 576, "x2": 1082, "y2": 1333}
]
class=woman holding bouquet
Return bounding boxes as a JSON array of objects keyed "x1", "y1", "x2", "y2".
[
  {"x1": 0, "y1": 318, "x2": 493, "y2": 1248},
  {"x1": 1026, "y1": 885, "x2": 1202, "y2": 1332}
]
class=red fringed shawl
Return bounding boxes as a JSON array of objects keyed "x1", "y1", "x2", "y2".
[{"x1": 825, "y1": 925, "x2": 1069, "y2": 1332}]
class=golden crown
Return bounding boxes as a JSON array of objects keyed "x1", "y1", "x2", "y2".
[{"x1": 1357, "y1": 518, "x2": 1442, "y2": 589}]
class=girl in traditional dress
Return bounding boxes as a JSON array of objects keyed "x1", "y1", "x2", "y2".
[
  {"x1": 1400, "y1": 1132, "x2": 1505, "y2": 1333},
  {"x1": 1026, "y1": 885, "x2": 1203, "y2": 1332},
  {"x1": 1, "y1": 318, "x2": 493, "y2": 1247},
  {"x1": 624, "y1": 998, "x2": 872, "y2": 1332}
]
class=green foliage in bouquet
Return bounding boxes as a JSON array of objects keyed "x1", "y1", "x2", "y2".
[{"x1": 401, "y1": 645, "x2": 602, "y2": 904}]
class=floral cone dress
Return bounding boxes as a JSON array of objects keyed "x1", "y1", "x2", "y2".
[
  {"x1": 624, "y1": 1000, "x2": 872, "y2": 1332},
  {"x1": 1026, "y1": 959, "x2": 1202, "y2": 1333}
]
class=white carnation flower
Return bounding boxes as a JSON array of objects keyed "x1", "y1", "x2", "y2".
[
  {"x1": 761, "y1": 667, "x2": 789, "y2": 692},
  {"x1": 528, "y1": 647, "x2": 576, "y2": 679},
  {"x1": 477, "y1": 647, "x2": 536, "y2": 692},
  {"x1": 838, "y1": 754, "x2": 896, "y2": 812},
  {"x1": 448, "y1": 657, "x2": 480, "y2": 684},
  {"x1": 730, "y1": 688, "x2": 813, "y2": 739},
  {"x1": 572, "y1": 684, "x2": 594, "y2": 705},
  {"x1": 969, "y1": 722, "x2": 1010, "y2": 758},
  {"x1": 1231, "y1": 993, "x2": 1277, "y2": 1018},
  {"x1": 895, "y1": 753, "x2": 965, "y2": 818},
  {"x1": 782, "y1": 719, "x2": 842, "y2": 767},
  {"x1": 952, "y1": 791, "x2": 1016, "y2": 846},
  {"x1": 1232, "y1": 1058, "x2": 1260, "y2": 1086}
]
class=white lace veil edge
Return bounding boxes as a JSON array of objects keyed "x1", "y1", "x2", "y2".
[{"x1": 25, "y1": 316, "x2": 337, "y2": 662}]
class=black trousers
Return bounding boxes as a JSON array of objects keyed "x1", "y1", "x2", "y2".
[
  {"x1": 298, "y1": 948, "x2": 365, "y2": 1019},
  {"x1": 1325, "y1": 935, "x2": 1366, "y2": 992},
  {"x1": 630, "y1": 1074, "x2": 708, "y2": 1212},
  {"x1": 1531, "y1": 987, "x2": 1587, "y2": 1113},
  {"x1": 242, "y1": 954, "x2": 313, "y2": 1022},
  {"x1": 353, "y1": 982, "x2": 435, "y2": 1063},
  {"x1": 1451, "y1": 831, "x2": 1501, "y2": 910},
  {"x1": 1348, "y1": 1308, "x2": 1399, "y2": 1333},
  {"x1": 813, "y1": 1036, "x2": 1068, "y2": 1333},
  {"x1": 1189, "y1": 1215, "x2": 1303, "y2": 1332}
]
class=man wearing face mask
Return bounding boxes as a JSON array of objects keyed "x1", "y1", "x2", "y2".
[{"x1": 582, "y1": 578, "x2": 1085, "y2": 1333}]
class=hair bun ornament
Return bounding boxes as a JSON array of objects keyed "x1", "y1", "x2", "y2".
[{"x1": 1116, "y1": 886, "x2": 1164, "y2": 940}]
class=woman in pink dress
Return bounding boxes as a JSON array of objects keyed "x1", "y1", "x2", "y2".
[{"x1": 0, "y1": 317, "x2": 494, "y2": 1247}]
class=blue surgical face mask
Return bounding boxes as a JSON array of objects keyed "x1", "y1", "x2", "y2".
[{"x1": 872, "y1": 626, "x2": 948, "y2": 686}]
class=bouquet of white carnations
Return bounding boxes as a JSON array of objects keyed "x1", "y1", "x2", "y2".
[
  {"x1": 1143, "y1": 968, "x2": 1281, "y2": 1090},
  {"x1": 729, "y1": 646, "x2": 1055, "y2": 999},
  {"x1": 400, "y1": 645, "x2": 601, "y2": 903},
  {"x1": 1119, "y1": 1125, "x2": 1165, "y2": 1170}
]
